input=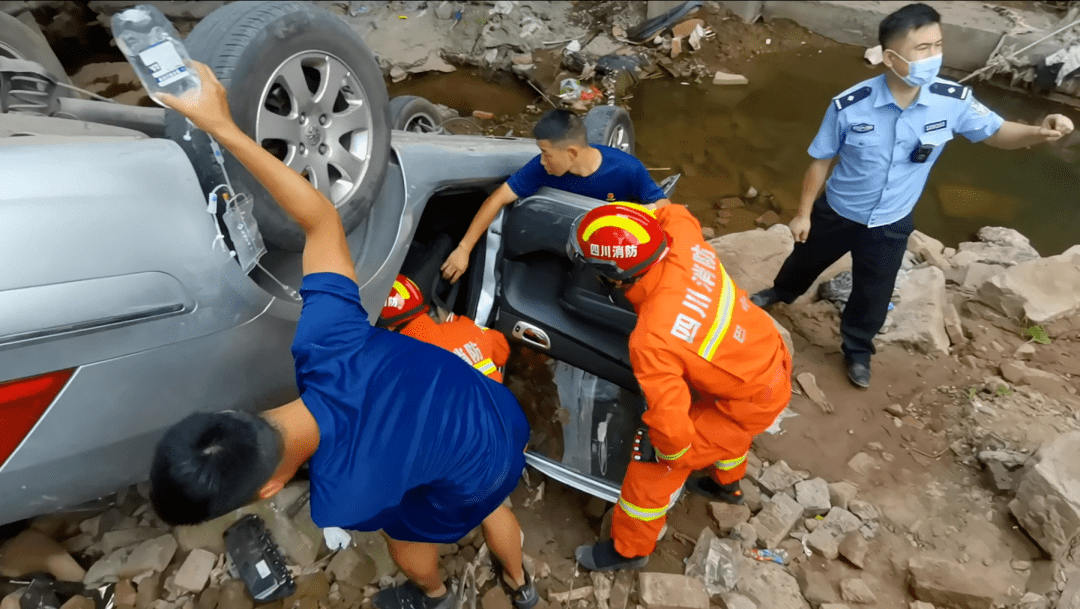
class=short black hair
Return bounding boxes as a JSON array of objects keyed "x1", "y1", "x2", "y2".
[
  {"x1": 533, "y1": 109, "x2": 589, "y2": 147},
  {"x1": 879, "y1": 3, "x2": 941, "y2": 50},
  {"x1": 150, "y1": 411, "x2": 283, "y2": 525}
]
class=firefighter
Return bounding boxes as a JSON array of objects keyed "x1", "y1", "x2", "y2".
[
  {"x1": 568, "y1": 202, "x2": 793, "y2": 571},
  {"x1": 379, "y1": 274, "x2": 510, "y2": 384}
]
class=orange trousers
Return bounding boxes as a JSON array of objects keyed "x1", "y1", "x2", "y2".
[{"x1": 612, "y1": 351, "x2": 792, "y2": 558}]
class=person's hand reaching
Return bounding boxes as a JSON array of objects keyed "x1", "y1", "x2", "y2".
[{"x1": 155, "y1": 61, "x2": 236, "y2": 136}]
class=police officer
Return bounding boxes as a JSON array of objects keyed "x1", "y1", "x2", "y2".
[{"x1": 750, "y1": 3, "x2": 1074, "y2": 388}]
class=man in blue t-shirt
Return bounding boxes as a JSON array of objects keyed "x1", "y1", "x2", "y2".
[
  {"x1": 148, "y1": 63, "x2": 538, "y2": 609},
  {"x1": 440, "y1": 109, "x2": 670, "y2": 283}
]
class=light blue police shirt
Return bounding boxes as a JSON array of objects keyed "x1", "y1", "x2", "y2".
[{"x1": 808, "y1": 74, "x2": 1004, "y2": 228}]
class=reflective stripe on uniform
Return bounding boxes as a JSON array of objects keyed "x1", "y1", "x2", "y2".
[
  {"x1": 697, "y1": 269, "x2": 736, "y2": 361},
  {"x1": 474, "y1": 358, "x2": 497, "y2": 376},
  {"x1": 618, "y1": 489, "x2": 680, "y2": 522},
  {"x1": 715, "y1": 454, "x2": 746, "y2": 471},
  {"x1": 655, "y1": 444, "x2": 690, "y2": 461}
]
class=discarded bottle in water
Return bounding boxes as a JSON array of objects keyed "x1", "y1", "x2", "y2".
[
  {"x1": 747, "y1": 548, "x2": 788, "y2": 565},
  {"x1": 111, "y1": 4, "x2": 200, "y2": 106}
]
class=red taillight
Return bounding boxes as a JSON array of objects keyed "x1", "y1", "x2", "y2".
[{"x1": 0, "y1": 369, "x2": 74, "y2": 468}]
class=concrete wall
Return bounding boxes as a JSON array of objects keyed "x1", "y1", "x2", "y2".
[{"x1": 759, "y1": 1, "x2": 1066, "y2": 73}]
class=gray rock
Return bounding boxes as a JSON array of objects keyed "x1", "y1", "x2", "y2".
[
  {"x1": 745, "y1": 452, "x2": 763, "y2": 482},
  {"x1": 172, "y1": 548, "x2": 215, "y2": 594},
  {"x1": 858, "y1": 522, "x2": 878, "y2": 540},
  {"x1": 740, "y1": 479, "x2": 763, "y2": 513},
  {"x1": 730, "y1": 522, "x2": 758, "y2": 550},
  {"x1": 957, "y1": 227, "x2": 1040, "y2": 267},
  {"x1": 807, "y1": 508, "x2": 862, "y2": 560},
  {"x1": 977, "y1": 245, "x2": 1080, "y2": 324},
  {"x1": 1009, "y1": 432, "x2": 1080, "y2": 560},
  {"x1": 847, "y1": 453, "x2": 880, "y2": 477},
  {"x1": 838, "y1": 532, "x2": 868, "y2": 569},
  {"x1": 718, "y1": 593, "x2": 757, "y2": 609},
  {"x1": 877, "y1": 266, "x2": 950, "y2": 355},
  {"x1": 795, "y1": 569, "x2": 836, "y2": 605},
  {"x1": 827, "y1": 482, "x2": 858, "y2": 511},
  {"x1": 847, "y1": 500, "x2": 879, "y2": 522},
  {"x1": 985, "y1": 460, "x2": 1019, "y2": 493},
  {"x1": 757, "y1": 461, "x2": 802, "y2": 495},
  {"x1": 711, "y1": 502, "x2": 752, "y2": 535},
  {"x1": 907, "y1": 554, "x2": 1027, "y2": 609},
  {"x1": 117, "y1": 534, "x2": 177, "y2": 578},
  {"x1": 709, "y1": 226, "x2": 794, "y2": 297},
  {"x1": 795, "y1": 478, "x2": 831, "y2": 517},
  {"x1": 733, "y1": 563, "x2": 810, "y2": 609},
  {"x1": 83, "y1": 549, "x2": 127, "y2": 586},
  {"x1": 434, "y1": 0, "x2": 454, "y2": 19},
  {"x1": 909, "y1": 602, "x2": 936, "y2": 609},
  {"x1": 908, "y1": 230, "x2": 945, "y2": 260},
  {"x1": 1000, "y1": 361, "x2": 1070, "y2": 398},
  {"x1": 750, "y1": 494, "x2": 803, "y2": 549},
  {"x1": 1015, "y1": 592, "x2": 1047, "y2": 609},
  {"x1": 638, "y1": 572, "x2": 709, "y2": 609},
  {"x1": 839, "y1": 579, "x2": 876, "y2": 604}
]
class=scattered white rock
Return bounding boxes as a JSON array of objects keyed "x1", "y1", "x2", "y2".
[
  {"x1": 977, "y1": 245, "x2": 1080, "y2": 324},
  {"x1": 1009, "y1": 432, "x2": 1080, "y2": 560}
]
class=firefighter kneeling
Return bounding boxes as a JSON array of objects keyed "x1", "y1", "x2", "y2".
[{"x1": 569, "y1": 202, "x2": 793, "y2": 572}]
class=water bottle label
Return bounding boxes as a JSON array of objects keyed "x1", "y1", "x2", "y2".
[{"x1": 138, "y1": 40, "x2": 188, "y2": 87}]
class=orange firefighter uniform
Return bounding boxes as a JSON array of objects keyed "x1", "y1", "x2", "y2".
[
  {"x1": 400, "y1": 313, "x2": 511, "y2": 383},
  {"x1": 613, "y1": 204, "x2": 792, "y2": 558}
]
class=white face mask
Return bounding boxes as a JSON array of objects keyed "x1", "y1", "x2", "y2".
[{"x1": 887, "y1": 50, "x2": 943, "y2": 87}]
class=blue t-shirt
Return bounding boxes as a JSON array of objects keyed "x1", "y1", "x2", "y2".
[
  {"x1": 292, "y1": 272, "x2": 527, "y2": 540},
  {"x1": 506, "y1": 144, "x2": 666, "y2": 203}
]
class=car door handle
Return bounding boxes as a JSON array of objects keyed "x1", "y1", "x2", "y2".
[{"x1": 512, "y1": 322, "x2": 551, "y2": 351}]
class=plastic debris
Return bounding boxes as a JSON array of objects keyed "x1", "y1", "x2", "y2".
[
  {"x1": 323, "y1": 527, "x2": 353, "y2": 551},
  {"x1": 864, "y1": 45, "x2": 883, "y2": 65},
  {"x1": 747, "y1": 548, "x2": 788, "y2": 565}
]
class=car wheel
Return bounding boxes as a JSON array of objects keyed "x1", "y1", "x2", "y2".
[
  {"x1": 165, "y1": 1, "x2": 391, "y2": 252},
  {"x1": 389, "y1": 95, "x2": 443, "y2": 133},
  {"x1": 0, "y1": 12, "x2": 72, "y2": 87},
  {"x1": 583, "y1": 105, "x2": 635, "y2": 155}
]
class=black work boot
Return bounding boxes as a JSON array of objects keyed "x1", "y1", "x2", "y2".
[
  {"x1": 575, "y1": 539, "x2": 648, "y2": 572},
  {"x1": 687, "y1": 477, "x2": 745, "y2": 505},
  {"x1": 846, "y1": 360, "x2": 871, "y2": 389},
  {"x1": 749, "y1": 288, "x2": 781, "y2": 308}
]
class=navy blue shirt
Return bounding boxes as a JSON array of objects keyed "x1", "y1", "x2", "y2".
[
  {"x1": 809, "y1": 75, "x2": 1004, "y2": 228},
  {"x1": 506, "y1": 144, "x2": 666, "y2": 203},
  {"x1": 292, "y1": 273, "x2": 526, "y2": 541}
]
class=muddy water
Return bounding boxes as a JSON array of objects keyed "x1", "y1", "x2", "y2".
[
  {"x1": 389, "y1": 49, "x2": 1079, "y2": 255},
  {"x1": 631, "y1": 47, "x2": 1080, "y2": 256}
]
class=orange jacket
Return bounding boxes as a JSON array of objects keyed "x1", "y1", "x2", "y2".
[
  {"x1": 624, "y1": 205, "x2": 787, "y2": 461},
  {"x1": 401, "y1": 313, "x2": 510, "y2": 383}
]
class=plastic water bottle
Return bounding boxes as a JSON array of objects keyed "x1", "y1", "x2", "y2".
[{"x1": 111, "y1": 5, "x2": 200, "y2": 106}]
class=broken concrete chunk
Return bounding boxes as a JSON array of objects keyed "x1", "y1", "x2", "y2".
[
  {"x1": 712, "y1": 71, "x2": 749, "y2": 85},
  {"x1": 1009, "y1": 432, "x2": 1080, "y2": 560},
  {"x1": 847, "y1": 500, "x2": 879, "y2": 522},
  {"x1": 173, "y1": 549, "x2": 216, "y2": 594},
  {"x1": 730, "y1": 522, "x2": 757, "y2": 550},
  {"x1": 114, "y1": 579, "x2": 138, "y2": 607},
  {"x1": 750, "y1": 493, "x2": 803, "y2": 549},
  {"x1": 638, "y1": 572, "x2": 709, "y2": 609},
  {"x1": 839, "y1": 579, "x2": 876, "y2": 604},
  {"x1": 0, "y1": 529, "x2": 87, "y2": 582},
  {"x1": 847, "y1": 453, "x2": 880, "y2": 477},
  {"x1": 878, "y1": 266, "x2": 950, "y2": 355},
  {"x1": 1015, "y1": 592, "x2": 1047, "y2": 609},
  {"x1": 838, "y1": 532, "x2": 868, "y2": 569},
  {"x1": 827, "y1": 482, "x2": 857, "y2": 511},
  {"x1": 733, "y1": 563, "x2": 809, "y2": 609},
  {"x1": 908, "y1": 555, "x2": 1027, "y2": 609},
  {"x1": 718, "y1": 593, "x2": 756, "y2": 609},
  {"x1": 118, "y1": 535, "x2": 177, "y2": 579},
  {"x1": 977, "y1": 245, "x2": 1080, "y2": 324},
  {"x1": 757, "y1": 461, "x2": 802, "y2": 495},
  {"x1": 806, "y1": 508, "x2": 862, "y2": 560},
  {"x1": 795, "y1": 478, "x2": 831, "y2": 517},
  {"x1": 795, "y1": 373, "x2": 832, "y2": 414},
  {"x1": 84, "y1": 549, "x2": 128, "y2": 586},
  {"x1": 99, "y1": 528, "x2": 166, "y2": 555},
  {"x1": 327, "y1": 547, "x2": 376, "y2": 585},
  {"x1": 671, "y1": 18, "x2": 705, "y2": 39},
  {"x1": 796, "y1": 569, "x2": 837, "y2": 605},
  {"x1": 711, "y1": 502, "x2": 752, "y2": 535}
]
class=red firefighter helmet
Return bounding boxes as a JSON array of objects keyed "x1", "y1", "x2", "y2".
[
  {"x1": 379, "y1": 275, "x2": 428, "y2": 328},
  {"x1": 568, "y1": 202, "x2": 670, "y2": 281}
]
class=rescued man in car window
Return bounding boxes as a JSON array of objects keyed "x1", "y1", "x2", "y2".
[
  {"x1": 567, "y1": 202, "x2": 792, "y2": 571},
  {"x1": 440, "y1": 109, "x2": 672, "y2": 283},
  {"x1": 379, "y1": 274, "x2": 511, "y2": 384},
  {"x1": 148, "y1": 62, "x2": 538, "y2": 609},
  {"x1": 748, "y1": 3, "x2": 1074, "y2": 389}
]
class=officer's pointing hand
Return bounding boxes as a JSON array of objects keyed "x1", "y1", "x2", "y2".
[{"x1": 1039, "y1": 114, "x2": 1074, "y2": 141}]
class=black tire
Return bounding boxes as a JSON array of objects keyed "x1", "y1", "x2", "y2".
[
  {"x1": 389, "y1": 95, "x2": 442, "y2": 133},
  {"x1": 583, "y1": 105, "x2": 635, "y2": 156},
  {"x1": 0, "y1": 12, "x2": 72, "y2": 86},
  {"x1": 164, "y1": 1, "x2": 391, "y2": 251}
]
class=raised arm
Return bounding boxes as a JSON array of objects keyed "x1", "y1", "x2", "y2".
[
  {"x1": 159, "y1": 62, "x2": 357, "y2": 283},
  {"x1": 441, "y1": 182, "x2": 519, "y2": 283}
]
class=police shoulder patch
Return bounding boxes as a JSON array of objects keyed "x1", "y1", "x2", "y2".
[
  {"x1": 929, "y1": 82, "x2": 970, "y2": 100},
  {"x1": 833, "y1": 86, "x2": 872, "y2": 111}
]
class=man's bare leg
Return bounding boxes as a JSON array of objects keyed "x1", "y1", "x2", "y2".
[
  {"x1": 383, "y1": 535, "x2": 446, "y2": 597},
  {"x1": 482, "y1": 505, "x2": 526, "y2": 588}
]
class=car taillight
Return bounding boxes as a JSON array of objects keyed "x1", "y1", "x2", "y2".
[{"x1": 0, "y1": 369, "x2": 74, "y2": 469}]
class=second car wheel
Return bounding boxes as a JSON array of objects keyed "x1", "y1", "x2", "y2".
[
  {"x1": 165, "y1": 1, "x2": 391, "y2": 252},
  {"x1": 388, "y1": 95, "x2": 443, "y2": 133},
  {"x1": 583, "y1": 105, "x2": 635, "y2": 156}
]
